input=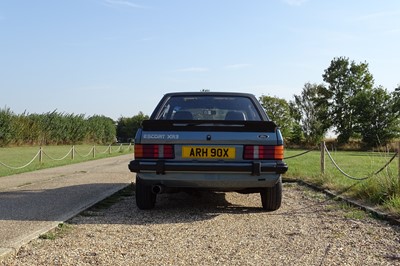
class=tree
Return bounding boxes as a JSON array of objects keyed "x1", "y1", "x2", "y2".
[
  {"x1": 86, "y1": 115, "x2": 116, "y2": 144},
  {"x1": 322, "y1": 57, "x2": 374, "y2": 143},
  {"x1": 394, "y1": 85, "x2": 400, "y2": 113},
  {"x1": 116, "y1": 112, "x2": 149, "y2": 142},
  {"x1": 352, "y1": 87, "x2": 400, "y2": 147},
  {"x1": 291, "y1": 83, "x2": 330, "y2": 145},
  {"x1": 259, "y1": 95, "x2": 294, "y2": 140}
]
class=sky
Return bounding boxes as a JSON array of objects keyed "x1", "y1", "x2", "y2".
[{"x1": 1, "y1": 0, "x2": 400, "y2": 120}]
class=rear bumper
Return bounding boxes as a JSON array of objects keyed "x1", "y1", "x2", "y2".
[
  {"x1": 135, "y1": 172, "x2": 282, "y2": 189},
  {"x1": 128, "y1": 160, "x2": 288, "y2": 176}
]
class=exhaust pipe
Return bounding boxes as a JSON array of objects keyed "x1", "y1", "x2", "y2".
[{"x1": 151, "y1": 185, "x2": 164, "y2": 194}]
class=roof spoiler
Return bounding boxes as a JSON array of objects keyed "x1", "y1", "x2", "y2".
[{"x1": 141, "y1": 120, "x2": 278, "y2": 132}]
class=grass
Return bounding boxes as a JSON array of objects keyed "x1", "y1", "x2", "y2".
[
  {"x1": 79, "y1": 184, "x2": 134, "y2": 217},
  {"x1": 284, "y1": 148, "x2": 400, "y2": 215},
  {"x1": 39, "y1": 223, "x2": 72, "y2": 240},
  {"x1": 384, "y1": 195, "x2": 400, "y2": 213},
  {"x1": 327, "y1": 202, "x2": 369, "y2": 220},
  {"x1": 0, "y1": 144, "x2": 133, "y2": 177},
  {"x1": 1, "y1": 145, "x2": 399, "y2": 216},
  {"x1": 90, "y1": 183, "x2": 134, "y2": 210}
]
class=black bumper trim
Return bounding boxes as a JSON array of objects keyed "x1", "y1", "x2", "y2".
[{"x1": 128, "y1": 160, "x2": 288, "y2": 176}]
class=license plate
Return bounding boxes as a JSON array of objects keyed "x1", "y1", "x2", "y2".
[{"x1": 182, "y1": 146, "x2": 236, "y2": 159}]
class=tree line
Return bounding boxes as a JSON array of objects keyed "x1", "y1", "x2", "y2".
[
  {"x1": 261, "y1": 56, "x2": 400, "y2": 148},
  {"x1": 2, "y1": 57, "x2": 399, "y2": 148}
]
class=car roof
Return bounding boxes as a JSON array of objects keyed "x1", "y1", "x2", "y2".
[{"x1": 163, "y1": 92, "x2": 257, "y2": 98}]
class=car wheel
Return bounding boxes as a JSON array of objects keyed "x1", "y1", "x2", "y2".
[
  {"x1": 260, "y1": 177, "x2": 282, "y2": 211},
  {"x1": 135, "y1": 176, "x2": 156, "y2": 210}
]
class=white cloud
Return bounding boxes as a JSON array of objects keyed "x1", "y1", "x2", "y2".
[
  {"x1": 352, "y1": 10, "x2": 400, "y2": 22},
  {"x1": 104, "y1": 0, "x2": 147, "y2": 9},
  {"x1": 175, "y1": 67, "x2": 209, "y2": 73},
  {"x1": 349, "y1": 10, "x2": 400, "y2": 37},
  {"x1": 225, "y1": 63, "x2": 252, "y2": 69}
]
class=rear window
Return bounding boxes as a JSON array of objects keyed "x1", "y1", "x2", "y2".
[{"x1": 155, "y1": 95, "x2": 262, "y2": 121}]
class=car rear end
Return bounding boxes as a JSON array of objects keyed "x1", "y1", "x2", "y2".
[
  {"x1": 130, "y1": 121, "x2": 286, "y2": 188},
  {"x1": 128, "y1": 92, "x2": 288, "y2": 210}
]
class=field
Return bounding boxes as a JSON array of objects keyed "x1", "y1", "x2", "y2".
[
  {"x1": 0, "y1": 144, "x2": 133, "y2": 177},
  {"x1": 284, "y1": 148, "x2": 400, "y2": 215},
  {"x1": 0, "y1": 145, "x2": 398, "y2": 215}
]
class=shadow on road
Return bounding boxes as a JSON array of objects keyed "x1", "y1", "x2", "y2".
[
  {"x1": 0, "y1": 183, "x2": 129, "y2": 221},
  {"x1": 69, "y1": 183, "x2": 269, "y2": 226}
]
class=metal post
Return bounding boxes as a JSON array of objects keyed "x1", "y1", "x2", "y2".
[{"x1": 321, "y1": 141, "x2": 325, "y2": 174}]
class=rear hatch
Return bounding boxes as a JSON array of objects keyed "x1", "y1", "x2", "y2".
[{"x1": 136, "y1": 120, "x2": 284, "y2": 162}]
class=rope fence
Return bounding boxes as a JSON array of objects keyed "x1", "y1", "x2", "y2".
[
  {"x1": 1, "y1": 142, "x2": 398, "y2": 181},
  {"x1": 0, "y1": 150, "x2": 41, "y2": 170},
  {"x1": 284, "y1": 146, "x2": 319, "y2": 159},
  {"x1": 285, "y1": 141, "x2": 399, "y2": 182},
  {"x1": 0, "y1": 144, "x2": 133, "y2": 170},
  {"x1": 42, "y1": 148, "x2": 73, "y2": 161},
  {"x1": 74, "y1": 146, "x2": 95, "y2": 158},
  {"x1": 324, "y1": 143, "x2": 398, "y2": 181}
]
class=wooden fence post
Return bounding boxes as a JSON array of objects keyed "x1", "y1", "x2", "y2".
[
  {"x1": 71, "y1": 145, "x2": 75, "y2": 160},
  {"x1": 398, "y1": 141, "x2": 400, "y2": 181},
  {"x1": 321, "y1": 141, "x2": 325, "y2": 175},
  {"x1": 93, "y1": 145, "x2": 96, "y2": 158},
  {"x1": 39, "y1": 146, "x2": 43, "y2": 164}
]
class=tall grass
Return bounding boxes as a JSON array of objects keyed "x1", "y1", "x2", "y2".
[
  {"x1": 284, "y1": 149, "x2": 399, "y2": 214},
  {"x1": 0, "y1": 108, "x2": 116, "y2": 146}
]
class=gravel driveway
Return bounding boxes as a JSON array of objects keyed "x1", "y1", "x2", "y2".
[{"x1": 2, "y1": 182, "x2": 400, "y2": 266}]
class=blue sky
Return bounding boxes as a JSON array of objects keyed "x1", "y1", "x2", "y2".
[{"x1": 1, "y1": 0, "x2": 400, "y2": 119}]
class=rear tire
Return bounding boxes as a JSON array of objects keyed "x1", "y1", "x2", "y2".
[
  {"x1": 260, "y1": 177, "x2": 282, "y2": 211},
  {"x1": 135, "y1": 176, "x2": 156, "y2": 210}
]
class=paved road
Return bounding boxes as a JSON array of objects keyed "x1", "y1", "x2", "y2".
[{"x1": 0, "y1": 154, "x2": 134, "y2": 259}]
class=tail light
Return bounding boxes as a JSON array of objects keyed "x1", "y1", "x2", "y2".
[
  {"x1": 135, "y1": 144, "x2": 174, "y2": 159},
  {"x1": 243, "y1": 145, "x2": 284, "y2": 160}
]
